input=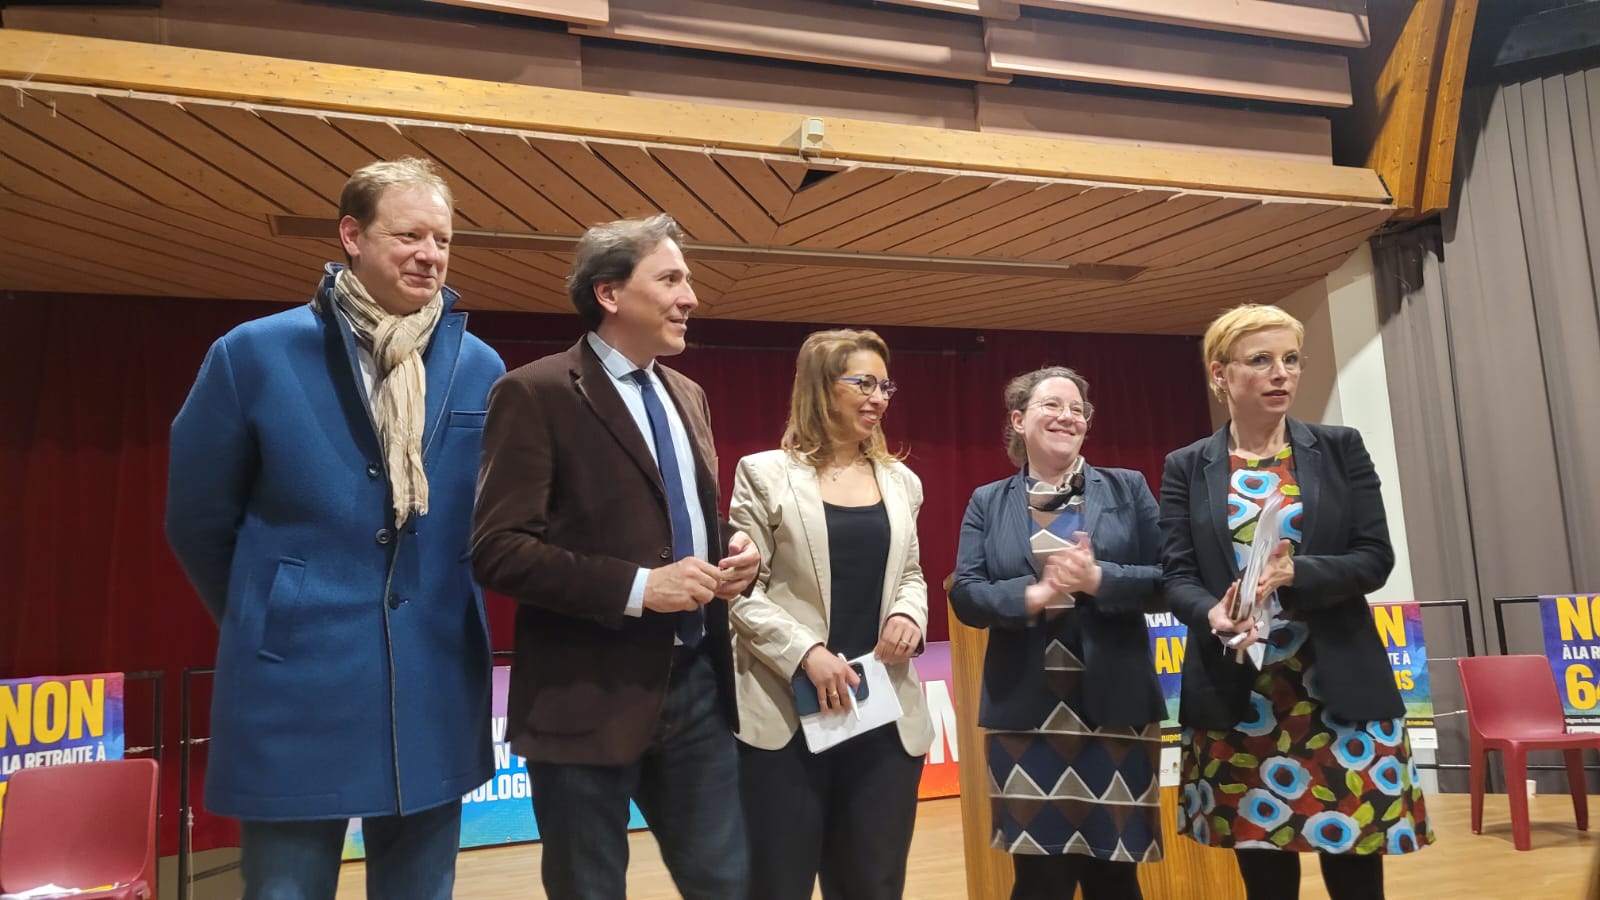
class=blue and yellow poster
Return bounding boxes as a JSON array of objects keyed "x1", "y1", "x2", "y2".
[
  {"x1": 343, "y1": 665, "x2": 647, "y2": 858},
  {"x1": 0, "y1": 672, "x2": 126, "y2": 827},
  {"x1": 1371, "y1": 602, "x2": 1435, "y2": 747},
  {"x1": 1539, "y1": 594, "x2": 1600, "y2": 732}
]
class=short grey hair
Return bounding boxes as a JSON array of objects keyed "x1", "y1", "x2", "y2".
[{"x1": 567, "y1": 214, "x2": 685, "y2": 330}]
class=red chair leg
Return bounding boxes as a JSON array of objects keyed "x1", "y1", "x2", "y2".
[
  {"x1": 1566, "y1": 749, "x2": 1589, "y2": 832},
  {"x1": 1505, "y1": 749, "x2": 1532, "y2": 851},
  {"x1": 1469, "y1": 738, "x2": 1486, "y2": 834}
]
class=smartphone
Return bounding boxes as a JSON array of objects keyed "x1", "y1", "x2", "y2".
[{"x1": 791, "y1": 661, "x2": 869, "y2": 715}]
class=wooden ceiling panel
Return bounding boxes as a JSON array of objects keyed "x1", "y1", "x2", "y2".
[{"x1": 0, "y1": 71, "x2": 1392, "y2": 335}]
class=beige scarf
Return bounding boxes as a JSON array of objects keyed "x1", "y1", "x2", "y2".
[{"x1": 331, "y1": 267, "x2": 443, "y2": 527}]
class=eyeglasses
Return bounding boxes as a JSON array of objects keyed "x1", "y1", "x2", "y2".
[
  {"x1": 1028, "y1": 398, "x2": 1094, "y2": 422},
  {"x1": 1232, "y1": 351, "x2": 1304, "y2": 374},
  {"x1": 838, "y1": 375, "x2": 898, "y2": 399}
]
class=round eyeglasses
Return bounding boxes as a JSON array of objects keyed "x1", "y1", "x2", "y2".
[{"x1": 838, "y1": 375, "x2": 898, "y2": 399}]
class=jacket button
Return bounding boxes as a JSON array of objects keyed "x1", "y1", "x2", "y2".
[
  {"x1": 376, "y1": 528, "x2": 393, "y2": 545},
  {"x1": 388, "y1": 593, "x2": 403, "y2": 609},
  {"x1": 659, "y1": 547, "x2": 672, "y2": 560},
  {"x1": 366, "y1": 463, "x2": 380, "y2": 479}
]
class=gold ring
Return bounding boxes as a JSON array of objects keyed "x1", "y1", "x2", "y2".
[
  {"x1": 827, "y1": 689, "x2": 839, "y2": 698},
  {"x1": 897, "y1": 638, "x2": 910, "y2": 645}
]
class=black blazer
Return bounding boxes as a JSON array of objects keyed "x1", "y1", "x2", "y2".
[
  {"x1": 1159, "y1": 418, "x2": 1402, "y2": 730},
  {"x1": 950, "y1": 464, "x2": 1166, "y2": 731}
]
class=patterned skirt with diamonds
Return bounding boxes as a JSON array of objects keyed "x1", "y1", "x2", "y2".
[{"x1": 986, "y1": 632, "x2": 1164, "y2": 862}]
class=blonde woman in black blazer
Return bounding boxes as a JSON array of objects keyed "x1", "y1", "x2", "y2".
[{"x1": 1159, "y1": 304, "x2": 1433, "y2": 900}]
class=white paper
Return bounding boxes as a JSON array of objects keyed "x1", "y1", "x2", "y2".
[
  {"x1": 799, "y1": 653, "x2": 904, "y2": 753},
  {"x1": 1232, "y1": 493, "x2": 1285, "y2": 668}
]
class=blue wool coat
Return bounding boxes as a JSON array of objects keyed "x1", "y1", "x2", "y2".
[{"x1": 166, "y1": 265, "x2": 505, "y2": 821}]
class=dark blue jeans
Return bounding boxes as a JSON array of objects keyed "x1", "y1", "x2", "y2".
[
  {"x1": 239, "y1": 798, "x2": 461, "y2": 900},
  {"x1": 529, "y1": 647, "x2": 749, "y2": 900}
]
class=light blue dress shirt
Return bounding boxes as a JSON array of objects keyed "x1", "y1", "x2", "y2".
[{"x1": 585, "y1": 331, "x2": 710, "y2": 618}]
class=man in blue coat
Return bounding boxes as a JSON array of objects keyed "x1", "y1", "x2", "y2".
[{"x1": 166, "y1": 158, "x2": 504, "y2": 899}]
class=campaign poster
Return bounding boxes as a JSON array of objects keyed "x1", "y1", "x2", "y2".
[
  {"x1": 1144, "y1": 613, "x2": 1186, "y2": 786},
  {"x1": 1371, "y1": 602, "x2": 1436, "y2": 748},
  {"x1": 1539, "y1": 594, "x2": 1600, "y2": 732},
  {"x1": 343, "y1": 666, "x2": 647, "y2": 859},
  {"x1": 916, "y1": 641, "x2": 960, "y2": 799},
  {"x1": 0, "y1": 673, "x2": 126, "y2": 827}
]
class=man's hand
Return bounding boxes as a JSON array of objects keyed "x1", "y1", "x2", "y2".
[
  {"x1": 643, "y1": 557, "x2": 722, "y2": 613},
  {"x1": 715, "y1": 530, "x2": 760, "y2": 599}
]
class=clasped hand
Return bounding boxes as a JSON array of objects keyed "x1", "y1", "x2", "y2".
[
  {"x1": 642, "y1": 531, "x2": 761, "y2": 612},
  {"x1": 1025, "y1": 531, "x2": 1101, "y2": 615}
]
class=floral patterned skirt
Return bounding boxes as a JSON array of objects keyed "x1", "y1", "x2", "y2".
[{"x1": 1178, "y1": 624, "x2": 1434, "y2": 855}]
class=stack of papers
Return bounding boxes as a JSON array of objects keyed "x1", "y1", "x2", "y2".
[{"x1": 1229, "y1": 493, "x2": 1285, "y2": 668}]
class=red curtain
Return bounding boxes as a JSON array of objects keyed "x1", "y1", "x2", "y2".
[{"x1": 0, "y1": 292, "x2": 1213, "y2": 854}]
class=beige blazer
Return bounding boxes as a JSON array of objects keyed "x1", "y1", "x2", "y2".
[{"x1": 727, "y1": 449, "x2": 934, "y2": 756}]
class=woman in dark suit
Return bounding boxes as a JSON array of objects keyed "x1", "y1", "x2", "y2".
[
  {"x1": 951, "y1": 366, "x2": 1166, "y2": 900},
  {"x1": 1159, "y1": 304, "x2": 1432, "y2": 900}
]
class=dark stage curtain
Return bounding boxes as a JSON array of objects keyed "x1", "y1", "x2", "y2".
[{"x1": 0, "y1": 292, "x2": 1212, "y2": 853}]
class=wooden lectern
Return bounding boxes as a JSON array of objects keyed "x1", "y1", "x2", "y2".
[{"x1": 946, "y1": 598, "x2": 1246, "y2": 899}]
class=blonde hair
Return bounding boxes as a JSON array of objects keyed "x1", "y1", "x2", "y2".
[
  {"x1": 339, "y1": 157, "x2": 453, "y2": 227},
  {"x1": 1201, "y1": 304, "x2": 1305, "y2": 400},
  {"x1": 781, "y1": 329, "x2": 904, "y2": 467}
]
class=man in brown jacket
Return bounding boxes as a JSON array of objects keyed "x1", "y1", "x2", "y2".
[{"x1": 472, "y1": 213, "x2": 759, "y2": 900}]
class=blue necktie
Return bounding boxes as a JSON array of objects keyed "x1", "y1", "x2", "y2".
[{"x1": 630, "y1": 370, "x2": 703, "y2": 647}]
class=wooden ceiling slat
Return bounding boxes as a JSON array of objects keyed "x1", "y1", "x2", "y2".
[
  {"x1": 0, "y1": 150, "x2": 88, "y2": 203},
  {"x1": 5, "y1": 195, "x2": 308, "y2": 297},
  {"x1": 716, "y1": 264, "x2": 856, "y2": 299},
  {"x1": 843, "y1": 179, "x2": 1039, "y2": 253},
  {"x1": 781, "y1": 166, "x2": 899, "y2": 223},
  {"x1": 769, "y1": 159, "x2": 809, "y2": 193},
  {"x1": 1037, "y1": 193, "x2": 1215, "y2": 261},
  {"x1": 334, "y1": 120, "x2": 520, "y2": 230},
  {"x1": 934, "y1": 185, "x2": 1133, "y2": 257},
  {"x1": 1110, "y1": 202, "x2": 1314, "y2": 268},
  {"x1": 427, "y1": 0, "x2": 610, "y2": 27},
  {"x1": 652, "y1": 147, "x2": 778, "y2": 244},
  {"x1": 798, "y1": 174, "x2": 993, "y2": 250},
  {"x1": 1069, "y1": 196, "x2": 1258, "y2": 263},
  {"x1": 713, "y1": 154, "x2": 795, "y2": 222},
  {"x1": 447, "y1": 248, "x2": 571, "y2": 313},
  {"x1": 589, "y1": 142, "x2": 740, "y2": 243},
  {"x1": 101, "y1": 95, "x2": 319, "y2": 213},
  {"x1": 1007, "y1": 190, "x2": 1173, "y2": 260},
  {"x1": 528, "y1": 137, "x2": 659, "y2": 220},
  {"x1": 776, "y1": 171, "x2": 948, "y2": 244},
  {"x1": 5, "y1": 220, "x2": 229, "y2": 297},
  {"x1": 0, "y1": 250, "x2": 128, "y2": 296},
  {"x1": 184, "y1": 104, "x2": 346, "y2": 208},
  {"x1": 887, "y1": 182, "x2": 1086, "y2": 255},
  {"x1": 0, "y1": 100, "x2": 153, "y2": 208},
  {"x1": 1179, "y1": 205, "x2": 1376, "y2": 273},
  {"x1": 47, "y1": 94, "x2": 276, "y2": 212},
  {"x1": 399, "y1": 125, "x2": 582, "y2": 233},
  {"x1": 722, "y1": 269, "x2": 941, "y2": 318},
  {"x1": 253, "y1": 108, "x2": 386, "y2": 182},
  {"x1": 1244, "y1": 210, "x2": 1392, "y2": 275},
  {"x1": 18, "y1": 92, "x2": 221, "y2": 210},
  {"x1": 1014, "y1": 0, "x2": 1371, "y2": 49},
  {"x1": 465, "y1": 131, "x2": 617, "y2": 230},
  {"x1": 803, "y1": 273, "x2": 1056, "y2": 323}
]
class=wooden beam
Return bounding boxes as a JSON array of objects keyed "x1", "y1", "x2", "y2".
[
  {"x1": 875, "y1": 0, "x2": 1020, "y2": 18},
  {"x1": 426, "y1": 0, "x2": 609, "y2": 27},
  {"x1": 0, "y1": 31, "x2": 1391, "y2": 202},
  {"x1": 570, "y1": 0, "x2": 1006, "y2": 84},
  {"x1": 977, "y1": 83, "x2": 1333, "y2": 163},
  {"x1": 1340, "y1": 0, "x2": 1479, "y2": 218},
  {"x1": 985, "y1": 14, "x2": 1354, "y2": 107},
  {"x1": 1015, "y1": 0, "x2": 1372, "y2": 48}
]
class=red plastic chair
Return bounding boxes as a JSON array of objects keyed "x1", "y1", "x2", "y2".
[
  {"x1": 1459, "y1": 655, "x2": 1600, "y2": 850},
  {"x1": 0, "y1": 758, "x2": 158, "y2": 899}
]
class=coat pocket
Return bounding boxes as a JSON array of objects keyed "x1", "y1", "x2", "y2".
[
  {"x1": 258, "y1": 558, "x2": 307, "y2": 662},
  {"x1": 449, "y1": 410, "x2": 487, "y2": 429}
]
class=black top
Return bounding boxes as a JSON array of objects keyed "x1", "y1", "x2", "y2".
[{"x1": 824, "y1": 500, "x2": 890, "y2": 660}]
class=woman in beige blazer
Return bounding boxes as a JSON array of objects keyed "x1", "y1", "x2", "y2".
[{"x1": 729, "y1": 328, "x2": 934, "y2": 900}]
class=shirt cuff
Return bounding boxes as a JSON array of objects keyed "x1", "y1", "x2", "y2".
[{"x1": 624, "y1": 567, "x2": 648, "y2": 617}]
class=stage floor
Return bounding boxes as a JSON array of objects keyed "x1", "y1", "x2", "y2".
[{"x1": 336, "y1": 793, "x2": 1595, "y2": 898}]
